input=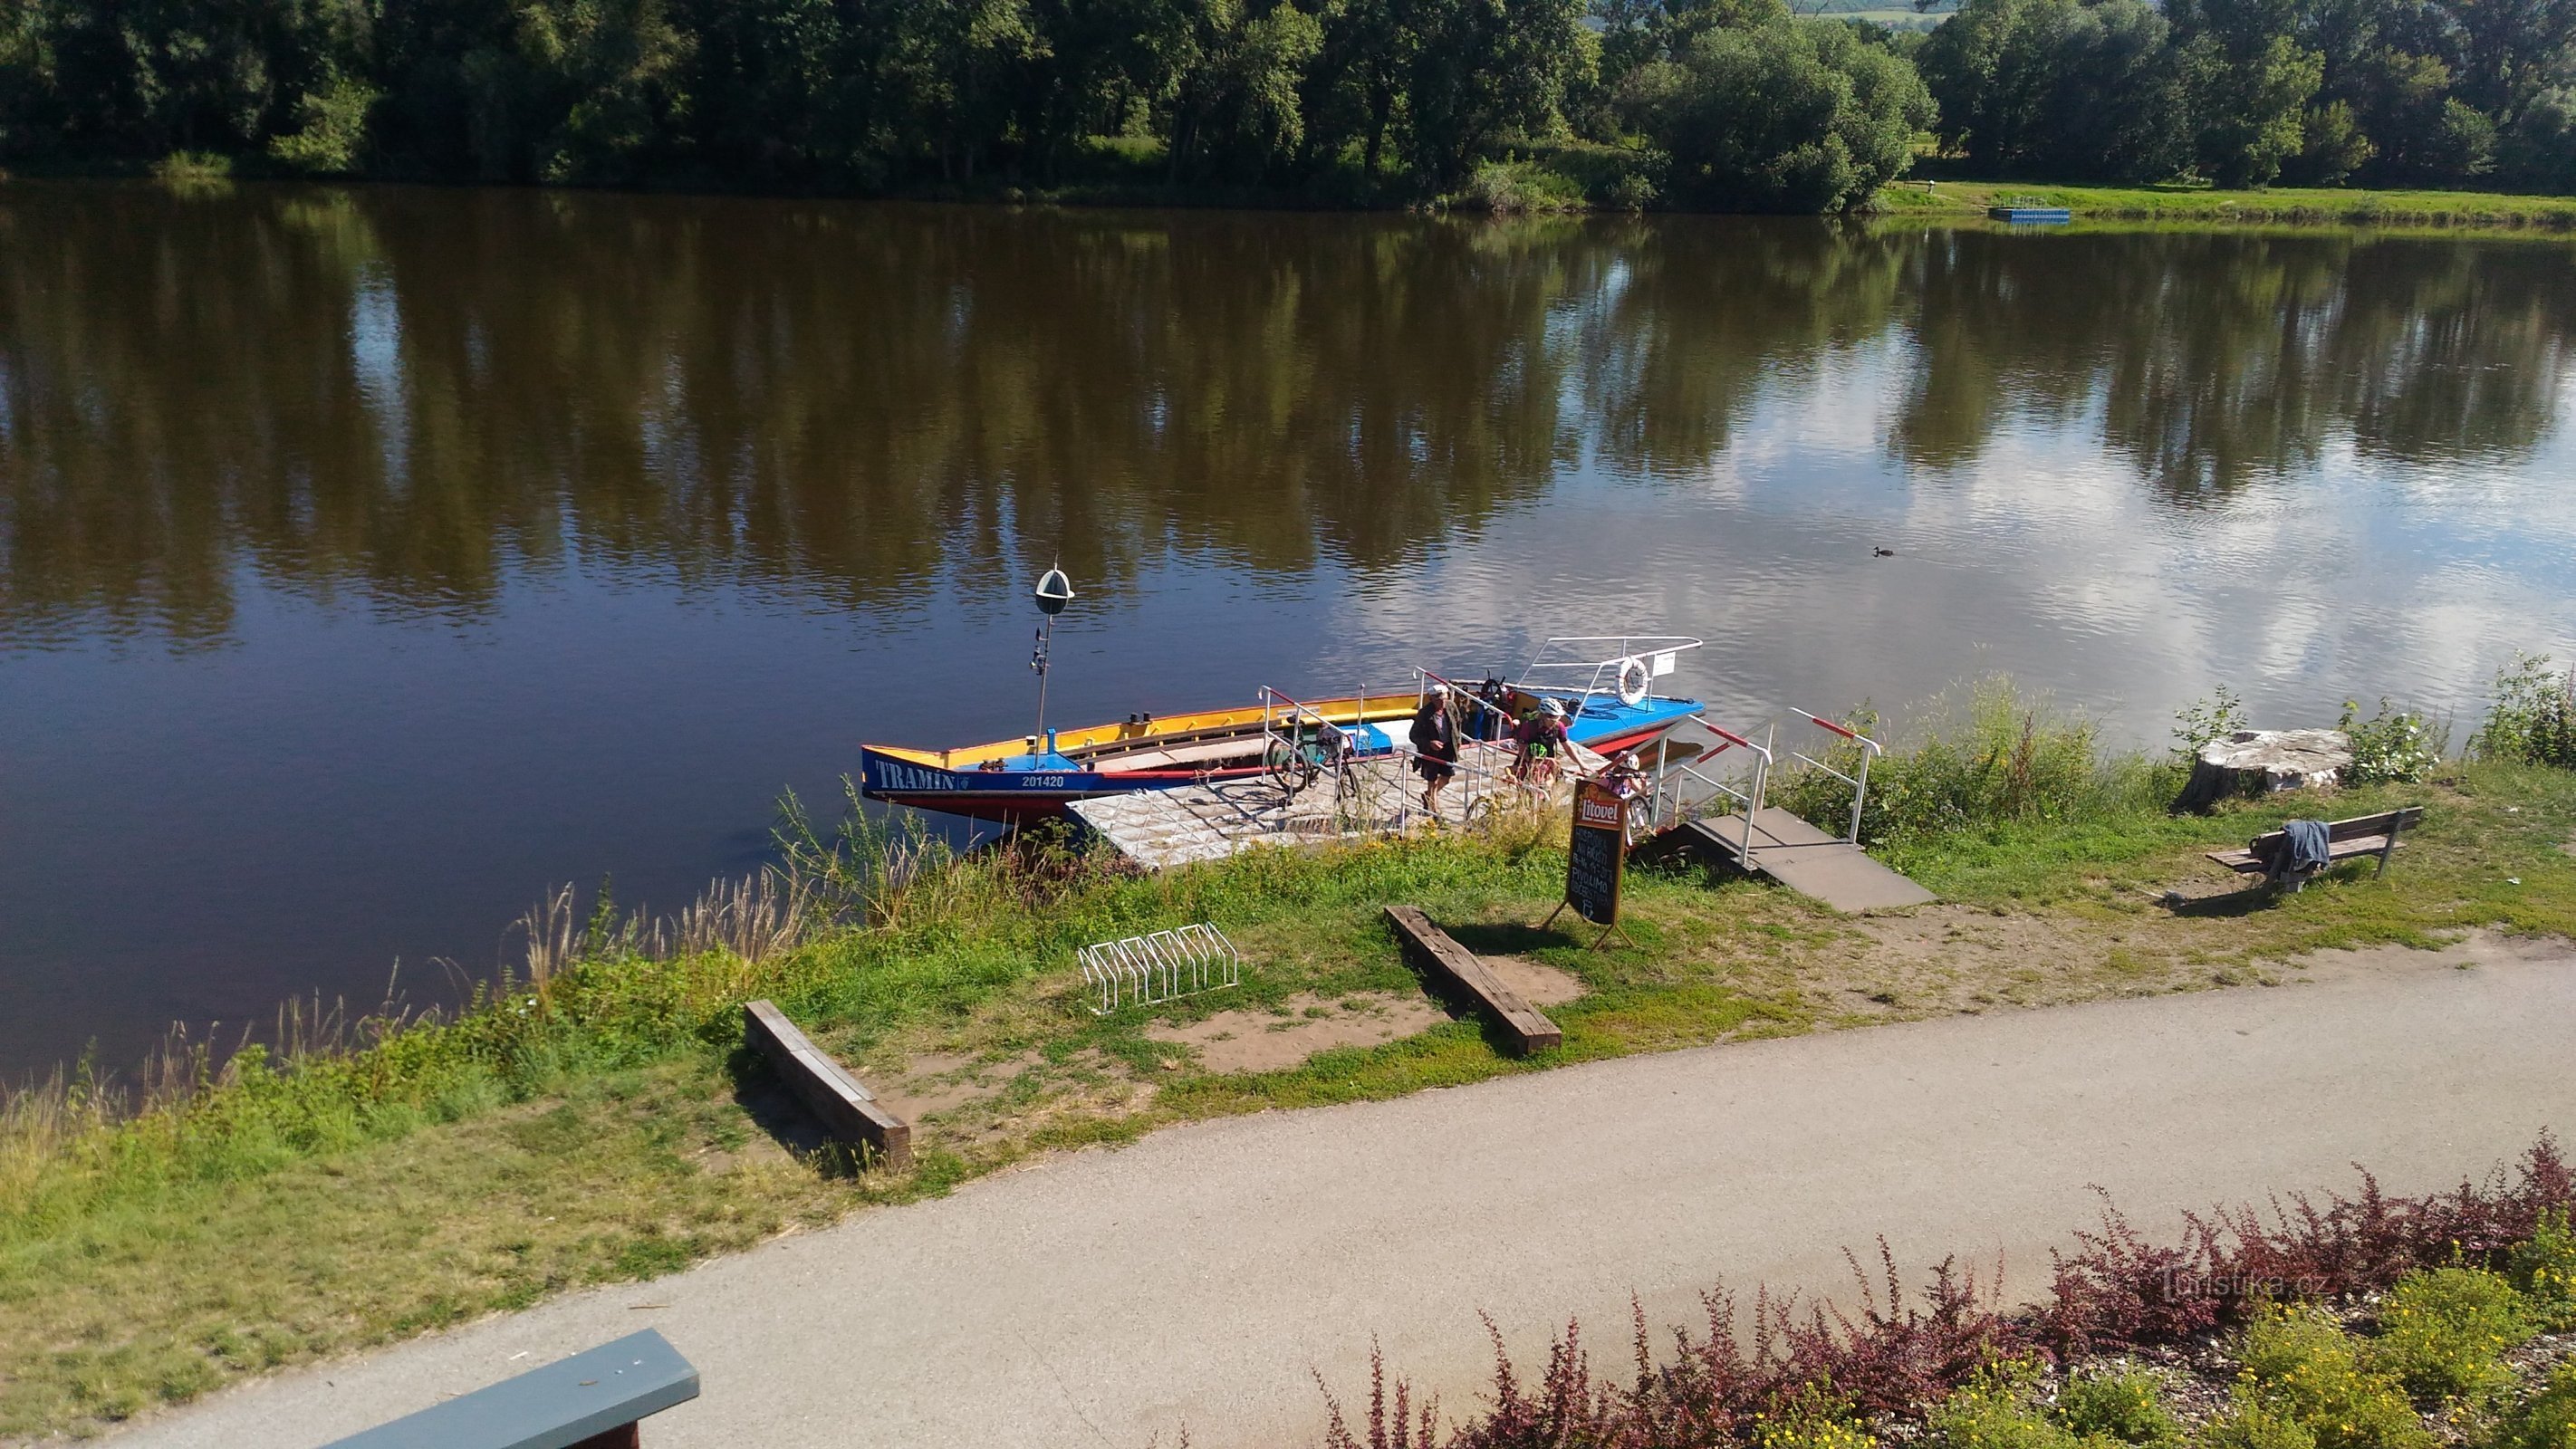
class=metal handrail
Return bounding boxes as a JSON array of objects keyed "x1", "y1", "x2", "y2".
[
  {"x1": 1784, "y1": 708, "x2": 1882, "y2": 846},
  {"x1": 1648, "y1": 718, "x2": 1773, "y2": 864},
  {"x1": 1258, "y1": 686, "x2": 1364, "y2": 797}
]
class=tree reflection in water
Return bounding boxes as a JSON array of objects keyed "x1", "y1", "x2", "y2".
[{"x1": 1, "y1": 185, "x2": 2569, "y2": 647}]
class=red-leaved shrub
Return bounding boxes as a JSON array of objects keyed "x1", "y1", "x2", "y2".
[{"x1": 1322, "y1": 1135, "x2": 2572, "y2": 1449}]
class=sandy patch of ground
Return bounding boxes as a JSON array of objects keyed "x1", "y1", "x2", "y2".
[
  {"x1": 1148, "y1": 992, "x2": 1448, "y2": 1073},
  {"x1": 875, "y1": 1050, "x2": 1041, "y2": 1123},
  {"x1": 1479, "y1": 955, "x2": 1588, "y2": 1006}
]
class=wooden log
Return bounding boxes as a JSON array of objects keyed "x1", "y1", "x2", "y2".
[
  {"x1": 743, "y1": 1000, "x2": 912, "y2": 1169},
  {"x1": 1383, "y1": 906, "x2": 1562, "y2": 1054}
]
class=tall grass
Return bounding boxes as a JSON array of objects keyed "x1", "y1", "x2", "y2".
[
  {"x1": 0, "y1": 779, "x2": 1561, "y2": 1232},
  {"x1": 1771, "y1": 678, "x2": 2176, "y2": 850}
]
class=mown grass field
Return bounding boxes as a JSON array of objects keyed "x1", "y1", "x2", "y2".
[
  {"x1": 2, "y1": 742, "x2": 2572, "y2": 1439},
  {"x1": 1880, "y1": 177, "x2": 2576, "y2": 229}
]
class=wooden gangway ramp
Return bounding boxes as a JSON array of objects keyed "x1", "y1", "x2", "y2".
[{"x1": 1683, "y1": 806, "x2": 1936, "y2": 913}]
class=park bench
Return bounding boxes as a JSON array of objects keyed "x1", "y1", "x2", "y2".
[
  {"x1": 2205, "y1": 806, "x2": 2425, "y2": 888},
  {"x1": 320, "y1": 1329, "x2": 697, "y2": 1448},
  {"x1": 743, "y1": 999, "x2": 911, "y2": 1168}
]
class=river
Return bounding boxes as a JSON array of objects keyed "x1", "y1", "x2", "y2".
[{"x1": 4, "y1": 180, "x2": 2573, "y2": 1078}]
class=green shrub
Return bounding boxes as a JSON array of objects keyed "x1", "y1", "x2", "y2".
[
  {"x1": 2176, "y1": 686, "x2": 2251, "y2": 760},
  {"x1": 2366, "y1": 1266, "x2": 2531, "y2": 1403},
  {"x1": 2059, "y1": 1367, "x2": 2183, "y2": 1446},
  {"x1": 1759, "y1": 1381, "x2": 1882, "y2": 1449},
  {"x1": 2471, "y1": 653, "x2": 2576, "y2": 769},
  {"x1": 1930, "y1": 1367, "x2": 2104, "y2": 1449},
  {"x1": 2198, "y1": 1403, "x2": 2320, "y2": 1449},
  {"x1": 2497, "y1": 1362, "x2": 2576, "y2": 1449},
  {"x1": 2507, "y1": 1208, "x2": 2576, "y2": 1331},
  {"x1": 2233, "y1": 1310, "x2": 2433, "y2": 1449},
  {"x1": 2338, "y1": 700, "x2": 2446, "y2": 785}
]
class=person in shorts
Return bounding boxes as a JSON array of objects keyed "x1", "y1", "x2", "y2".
[{"x1": 1513, "y1": 696, "x2": 1572, "y2": 781}]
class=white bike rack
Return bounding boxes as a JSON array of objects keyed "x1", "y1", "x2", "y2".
[{"x1": 1078, "y1": 923, "x2": 1243, "y2": 1015}]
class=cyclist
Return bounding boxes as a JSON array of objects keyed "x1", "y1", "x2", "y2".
[
  {"x1": 1409, "y1": 682, "x2": 1460, "y2": 813},
  {"x1": 1513, "y1": 696, "x2": 1572, "y2": 783}
]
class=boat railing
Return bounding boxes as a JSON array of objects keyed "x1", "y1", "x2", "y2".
[
  {"x1": 1412, "y1": 666, "x2": 1520, "y2": 740},
  {"x1": 1782, "y1": 707, "x2": 1882, "y2": 846},
  {"x1": 1514, "y1": 636, "x2": 1703, "y2": 717},
  {"x1": 1646, "y1": 716, "x2": 1772, "y2": 862}
]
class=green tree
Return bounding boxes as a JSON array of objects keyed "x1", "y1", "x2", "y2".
[
  {"x1": 1628, "y1": 15, "x2": 1932, "y2": 209},
  {"x1": 1167, "y1": 0, "x2": 1322, "y2": 181},
  {"x1": 2174, "y1": 0, "x2": 2324, "y2": 184},
  {"x1": 1917, "y1": 0, "x2": 2188, "y2": 179},
  {"x1": 1399, "y1": 0, "x2": 1588, "y2": 183}
]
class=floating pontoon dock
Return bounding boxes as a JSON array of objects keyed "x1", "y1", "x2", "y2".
[{"x1": 1071, "y1": 741, "x2": 1591, "y2": 871}]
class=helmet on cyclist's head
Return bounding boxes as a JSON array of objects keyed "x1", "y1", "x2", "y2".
[{"x1": 1541, "y1": 696, "x2": 1567, "y2": 718}]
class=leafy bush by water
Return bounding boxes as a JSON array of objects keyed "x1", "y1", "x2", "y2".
[
  {"x1": 2338, "y1": 701, "x2": 2446, "y2": 786},
  {"x1": 2474, "y1": 654, "x2": 2576, "y2": 770}
]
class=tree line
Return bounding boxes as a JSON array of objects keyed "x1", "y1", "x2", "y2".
[{"x1": 1, "y1": 0, "x2": 2572, "y2": 208}]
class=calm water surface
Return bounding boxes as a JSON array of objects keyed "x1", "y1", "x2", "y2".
[{"x1": 5, "y1": 182, "x2": 2574, "y2": 1077}]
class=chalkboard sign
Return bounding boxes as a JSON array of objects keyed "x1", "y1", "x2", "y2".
[{"x1": 1563, "y1": 780, "x2": 1627, "y2": 926}]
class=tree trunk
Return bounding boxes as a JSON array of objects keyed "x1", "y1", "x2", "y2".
[{"x1": 2176, "y1": 729, "x2": 2354, "y2": 812}]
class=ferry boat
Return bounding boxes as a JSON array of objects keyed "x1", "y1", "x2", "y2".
[{"x1": 859, "y1": 637, "x2": 1706, "y2": 825}]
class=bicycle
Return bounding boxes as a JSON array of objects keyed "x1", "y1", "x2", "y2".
[{"x1": 1265, "y1": 722, "x2": 1354, "y2": 797}]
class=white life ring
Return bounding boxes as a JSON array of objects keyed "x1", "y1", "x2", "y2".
[{"x1": 1614, "y1": 656, "x2": 1651, "y2": 707}]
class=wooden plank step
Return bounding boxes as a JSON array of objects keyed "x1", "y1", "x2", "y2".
[
  {"x1": 744, "y1": 1000, "x2": 912, "y2": 1168},
  {"x1": 1382, "y1": 906, "x2": 1562, "y2": 1053}
]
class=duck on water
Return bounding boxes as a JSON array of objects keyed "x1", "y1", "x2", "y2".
[{"x1": 858, "y1": 637, "x2": 1706, "y2": 825}]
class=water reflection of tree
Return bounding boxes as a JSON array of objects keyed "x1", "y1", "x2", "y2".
[
  {"x1": 1893, "y1": 231, "x2": 2574, "y2": 500},
  {"x1": 2, "y1": 189, "x2": 2571, "y2": 646}
]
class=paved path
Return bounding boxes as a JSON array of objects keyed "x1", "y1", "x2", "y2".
[{"x1": 117, "y1": 950, "x2": 2576, "y2": 1449}]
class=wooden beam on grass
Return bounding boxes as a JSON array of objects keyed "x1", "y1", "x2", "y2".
[
  {"x1": 743, "y1": 1000, "x2": 912, "y2": 1169},
  {"x1": 1383, "y1": 906, "x2": 1562, "y2": 1054}
]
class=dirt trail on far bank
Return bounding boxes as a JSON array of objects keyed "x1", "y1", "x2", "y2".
[{"x1": 107, "y1": 942, "x2": 2576, "y2": 1449}]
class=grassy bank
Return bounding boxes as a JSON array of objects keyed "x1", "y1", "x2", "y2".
[
  {"x1": 5, "y1": 679, "x2": 2575, "y2": 1439},
  {"x1": 1880, "y1": 177, "x2": 2576, "y2": 230}
]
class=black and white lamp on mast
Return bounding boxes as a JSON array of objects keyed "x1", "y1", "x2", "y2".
[{"x1": 1030, "y1": 566, "x2": 1075, "y2": 755}]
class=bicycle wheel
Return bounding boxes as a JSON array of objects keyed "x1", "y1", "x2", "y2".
[{"x1": 1265, "y1": 738, "x2": 1320, "y2": 793}]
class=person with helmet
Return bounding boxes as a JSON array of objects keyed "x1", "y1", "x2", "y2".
[
  {"x1": 1409, "y1": 681, "x2": 1460, "y2": 813},
  {"x1": 1511, "y1": 696, "x2": 1572, "y2": 782},
  {"x1": 1604, "y1": 749, "x2": 1651, "y2": 841}
]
